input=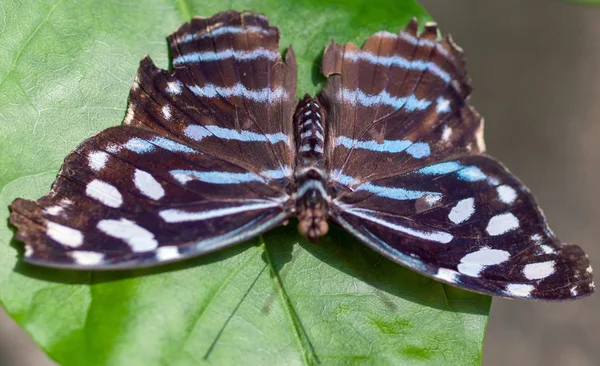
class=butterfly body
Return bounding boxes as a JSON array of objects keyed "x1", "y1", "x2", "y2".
[
  {"x1": 293, "y1": 95, "x2": 329, "y2": 241},
  {"x1": 9, "y1": 10, "x2": 593, "y2": 300}
]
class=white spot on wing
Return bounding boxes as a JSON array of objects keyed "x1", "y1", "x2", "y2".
[
  {"x1": 105, "y1": 143, "x2": 121, "y2": 153},
  {"x1": 570, "y1": 286, "x2": 578, "y2": 297},
  {"x1": 530, "y1": 234, "x2": 543, "y2": 242},
  {"x1": 69, "y1": 251, "x2": 105, "y2": 266},
  {"x1": 45, "y1": 206, "x2": 64, "y2": 216},
  {"x1": 487, "y1": 176, "x2": 500, "y2": 185},
  {"x1": 424, "y1": 194, "x2": 442, "y2": 206},
  {"x1": 156, "y1": 246, "x2": 180, "y2": 261},
  {"x1": 457, "y1": 166, "x2": 486, "y2": 181},
  {"x1": 486, "y1": 213, "x2": 519, "y2": 236},
  {"x1": 436, "y1": 268, "x2": 459, "y2": 283},
  {"x1": 24, "y1": 245, "x2": 33, "y2": 257},
  {"x1": 86, "y1": 180, "x2": 123, "y2": 208},
  {"x1": 162, "y1": 105, "x2": 172, "y2": 120},
  {"x1": 456, "y1": 263, "x2": 483, "y2": 277},
  {"x1": 88, "y1": 151, "x2": 109, "y2": 171},
  {"x1": 124, "y1": 104, "x2": 135, "y2": 124},
  {"x1": 97, "y1": 218, "x2": 158, "y2": 252},
  {"x1": 457, "y1": 248, "x2": 511, "y2": 278},
  {"x1": 505, "y1": 283, "x2": 534, "y2": 297},
  {"x1": 442, "y1": 125, "x2": 452, "y2": 142},
  {"x1": 46, "y1": 222, "x2": 83, "y2": 248},
  {"x1": 539, "y1": 245, "x2": 555, "y2": 254},
  {"x1": 523, "y1": 260, "x2": 555, "y2": 280},
  {"x1": 166, "y1": 80, "x2": 183, "y2": 95},
  {"x1": 436, "y1": 97, "x2": 450, "y2": 113},
  {"x1": 448, "y1": 197, "x2": 475, "y2": 224},
  {"x1": 496, "y1": 185, "x2": 517, "y2": 204},
  {"x1": 134, "y1": 169, "x2": 164, "y2": 200}
]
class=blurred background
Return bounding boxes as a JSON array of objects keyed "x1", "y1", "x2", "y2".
[
  {"x1": 1, "y1": 0, "x2": 599, "y2": 364},
  {"x1": 419, "y1": 1, "x2": 600, "y2": 365}
]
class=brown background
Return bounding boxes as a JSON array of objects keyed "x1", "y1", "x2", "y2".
[
  {"x1": 420, "y1": 0, "x2": 600, "y2": 364},
  {"x1": 1, "y1": 0, "x2": 599, "y2": 364}
]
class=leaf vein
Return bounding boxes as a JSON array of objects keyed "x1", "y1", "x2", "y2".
[
  {"x1": 0, "y1": 0, "x2": 65, "y2": 90},
  {"x1": 262, "y1": 237, "x2": 319, "y2": 366}
]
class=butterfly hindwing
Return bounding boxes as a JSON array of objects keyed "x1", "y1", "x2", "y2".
[
  {"x1": 9, "y1": 11, "x2": 297, "y2": 269},
  {"x1": 322, "y1": 23, "x2": 593, "y2": 300},
  {"x1": 330, "y1": 155, "x2": 593, "y2": 300}
]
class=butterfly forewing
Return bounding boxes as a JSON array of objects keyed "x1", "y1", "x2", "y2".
[
  {"x1": 9, "y1": 11, "x2": 296, "y2": 268},
  {"x1": 322, "y1": 22, "x2": 593, "y2": 300},
  {"x1": 320, "y1": 20, "x2": 482, "y2": 184},
  {"x1": 126, "y1": 11, "x2": 297, "y2": 184}
]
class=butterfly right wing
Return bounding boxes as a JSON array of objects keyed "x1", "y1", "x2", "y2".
[
  {"x1": 320, "y1": 21, "x2": 593, "y2": 300},
  {"x1": 330, "y1": 155, "x2": 594, "y2": 300}
]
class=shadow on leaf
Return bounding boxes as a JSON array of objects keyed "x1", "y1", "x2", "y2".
[
  {"x1": 269, "y1": 222, "x2": 490, "y2": 315},
  {"x1": 9, "y1": 229, "x2": 260, "y2": 286}
]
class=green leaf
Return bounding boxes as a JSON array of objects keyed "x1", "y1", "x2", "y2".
[{"x1": 0, "y1": 1, "x2": 491, "y2": 365}]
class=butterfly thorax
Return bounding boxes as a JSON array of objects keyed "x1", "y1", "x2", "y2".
[{"x1": 293, "y1": 95, "x2": 329, "y2": 242}]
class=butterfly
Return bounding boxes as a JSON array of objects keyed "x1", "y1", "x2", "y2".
[{"x1": 9, "y1": 10, "x2": 593, "y2": 300}]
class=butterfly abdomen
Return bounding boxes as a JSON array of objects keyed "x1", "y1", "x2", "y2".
[
  {"x1": 294, "y1": 95, "x2": 329, "y2": 241},
  {"x1": 295, "y1": 94, "x2": 325, "y2": 161}
]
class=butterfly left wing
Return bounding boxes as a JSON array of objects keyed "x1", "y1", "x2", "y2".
[
  {"x1": 320, "y1": 21, "x2": 593, "y2": 300},
  {"x1": 9, "y1": 11, "x2": 296, "y2": 269},
  {"x1": 10, "y1": 126, "x2": 292, "y2": 269}
]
